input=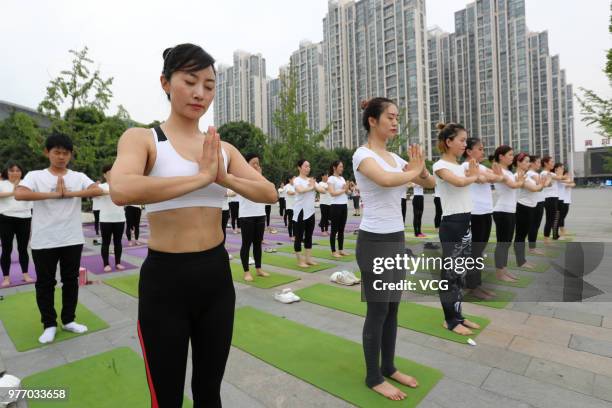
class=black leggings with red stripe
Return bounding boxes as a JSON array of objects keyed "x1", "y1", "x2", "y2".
[{"x1": 138, "y1": 244, "x2": 235, "y2": 408}]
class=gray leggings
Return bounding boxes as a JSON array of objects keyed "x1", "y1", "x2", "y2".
[{"x1": 356, "y1": 229, "x2": 405, "y2": 388}]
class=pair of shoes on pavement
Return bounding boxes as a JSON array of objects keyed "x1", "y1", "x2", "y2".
[
  {"x1": 330, "y1": 270, "x2": 360, "y2": 286},
  {"x1": 274, "y1": 288, "x2": 301, "y2": 303}
]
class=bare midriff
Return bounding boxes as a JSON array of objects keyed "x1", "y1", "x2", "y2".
[{"x1": 146, "y1": 206, "x2": 223, "y2": 253}]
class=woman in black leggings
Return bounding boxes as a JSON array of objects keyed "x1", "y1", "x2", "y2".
[
  {"x1": 318, "y1": 174, "x2": 331, "y2": 236},
  {"x1": 110, "y1": 43, "x2": 277, "y2": 407},
  {"x1": 462, "y1": 138, "x2": 503, "y2": 300},
  {"x1": 433, "y1": 123, "x2": 481, "y2": 336},
  {"x1": 239, "y1": 154, "x2": 271, "y2": 282},
  {"x1": 98, "y1": 164, "x2": 126, "y2": 272},
  {"x1": 411, "y1": 183, "x2": 426, "y2": 237},
  {"x1": 540, "y1": 157, "x2": 569, "y2": 243},
  {"x1": 327, "y1": 160, "x2": 350, "y2": 257},
  {"x1": 355, "y1": 97, "x2": 435, "y2": 401},
  {"x1": 124, "y1": 205, "x2": 142, "y2": 246},
  {"x1": 433, "y1": 187, "x2": 442, "y2": 230},
  {"x1": 490, "y1": 146, "x2": 526, "y2": 282},
  {"x1": 284, "y1": 177, "x2": 296, "y2": 240},
  {"x1": 227, "y1": 189, "x2": 240, "y2": 233},
  {"x1": 559, "y1": 169, "x2": 575, "y2": 236},
  {"x1": 527, "y1": 156, "x2": 548, "y2": 255},
  {"x1": 513, "y1": 153, "x2": 545, "y2": 270},
  {"x1": 0, "y1": 162, "x2": 33, "y2": 287},
  {"x1": 293, "y1": 160, "x2": 326, "y2": 267}
]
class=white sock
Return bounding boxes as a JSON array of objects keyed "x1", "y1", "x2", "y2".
[
  {"x1": 38, "y1": 327, "x2": 57, "y2": 344},
  {"x1": 63, "y1": 321, "x2": 88, "y2": 334}
]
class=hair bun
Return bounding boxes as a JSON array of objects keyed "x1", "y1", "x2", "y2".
[
  {"x1": 163, "y1": 47, "x2": 174, "y2": 60},
  {"x1": 436, "y1": 123, "x2": 446, "y2": 131},
  {"x1": 360, "y1": 99, "x2": 370, "y2": 110}
]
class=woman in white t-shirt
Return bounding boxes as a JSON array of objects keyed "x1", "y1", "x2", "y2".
[
  {"x1": 558, "y1": 169, "x2": 575, "y2": 236},
  {"x1": 461, "y1": 137, "x2": 504, "y2": 300},
  {"x1": 98, "y1": 164, "x2": 127, "y2": 272},
  {"x1": 0, "y1": 162, "x2": 33, "y2": 287},
  {"x1": 278, "y1": 182, "x2": 287, "y2": 223},
  {"x1": 327, "y1": 160, "x2": 350, "y2": 257},
  {"x1": 91, "y1": 181, "x2": 102, "y2": 237},
  {"x1": 410, "y1": 183, "x2": 426, "y2": 237},
  {"x1": 238, "y1": 154, "x2": 271, "y2": 282},
  {"x1": 354, "y1": 97, "x2": 435, "y2": 401},
  {"x1": 490, "y1": 146, "x2": 526, "y2": 282},
  {"x1": 526, "y1": 156, "x2": 550, "y2": 255},
  {"x1": 513, "y1": 153, "x2": 545, "y2": 271},
  {"x1": 284, "y1": 176, "x2": 296, "y2": 240},
  {"x1": 432, "y1": 123, "x2": 480, "y2": 336},
  {"x1": 540, "y1": 156, "x2": 569, "y2": 242},
  {"x1": 317, "y1": 173, "x2": 331, "y2": 237},
  {"x1": 293, "y1": 160, "x2": 326, "y2": 267}
]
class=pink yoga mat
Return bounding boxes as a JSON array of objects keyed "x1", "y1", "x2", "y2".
[{"x1": 79, "y1": 255, "x2": 139, "y2": 275}]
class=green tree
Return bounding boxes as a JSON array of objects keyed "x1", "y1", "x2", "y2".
[
  {"x1": 38, "y1": 47, "x2": 113, "y2": 118},
  {"x1": 577, "y1": 4, "x2": 612, "y2": 138},
  {"x1": 218, "y1": 121, "x2": 267, "y2": 155},
  {"x1": 0, "y1": 112, "x2": 47, "y2": 172}
]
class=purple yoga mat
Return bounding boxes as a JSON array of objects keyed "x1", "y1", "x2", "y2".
[
  {"x1": 1, "y1": 262, "x2": 36, "y2": 289},
  {"x1": 123, "y1": 246, "x2": 148, "y2": 259},
  {"x1": 79, "y1": 255, "x2": 139, "y2": 275}
]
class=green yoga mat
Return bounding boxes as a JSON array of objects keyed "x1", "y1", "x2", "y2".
[
  {"x1": 233, "y1": 307, "x2": 443, "y2": 408},
  {"x1": 485, "y1": 246, "x2": 562, "y2": 259},
  {"x1": 22, "y1": 347, "x2": 192, "y2": 408},
  {"x1": 261, "y1": 253, "x2": 336, "y2": 273},
  {"x1": 105, "y1": 274, "x2": 139, "y2": 298},
  {"x1": 276, "y1": 245, "x2": 356, "y2": 262},
  {"x1": 0, "y1": 290, "x2": 109, "y2": 352},
  {"x1": 295, "y1": 284, "x2": 489, "y2": 343},
  {"x1": 230, "y1": 262, "x2": 299, "y2": 288},
  {"x1": 482, "y1": 271, "x2": 533, "y2": 288},
  {"x1": 313, "y1": 239, "x2": 357, "y2": 250},
  {"x1": 483, "y1": 256, "x2": 550, "y2": 273},
  {"x1": 104, "y1": 264, "x2": 300, "y2": 295}
]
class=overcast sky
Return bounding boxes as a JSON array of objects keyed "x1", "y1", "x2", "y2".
[{"x1": 1, "y1": 0, "x2": 610, "y2": 151}]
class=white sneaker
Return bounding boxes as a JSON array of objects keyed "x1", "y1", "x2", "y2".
[
  {"x1": 330, "y1": 271, "x2": 356, "y2": 286},
  {"x1": 346, "y1": 271, "x2": 361, "y2": 284},
  {"x1": 274, "y1": 290, "x2": 296, "y2": 304},
  {"x1": 281, "y1": 288, "x2": 300, "y2": 302},
  {"x1": 248, "y1": 257, "x2": 255, "y2": 265}
]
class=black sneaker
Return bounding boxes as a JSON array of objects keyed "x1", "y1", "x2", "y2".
[{"x1": 92, "y1": 239, "x2": 101, "y2": 246}]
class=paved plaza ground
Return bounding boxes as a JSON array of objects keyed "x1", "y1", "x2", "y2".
[{"x1": 1, "y1": 187, "x2": 612, "y2": 407}]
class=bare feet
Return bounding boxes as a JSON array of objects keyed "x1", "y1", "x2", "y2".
[
  {"x1": 529, "y1": 248, "x2": 545, "y2": 255},
  {"x1": 1, "y1": 277, "x2": 10, "y2": 287},
  {"x1": 520, "y1": 262, "x2": 536, "y2": 269},
  {"x1": 127, "y1": 241, "x2": 135, "y2": 247},
  {"x1": 306, "y1": 259, "x2": 319, "y2": 266},
  {"x1": 479, "y1": 287, "x2": 497, "y2": 297},
  {"x1": 339, "y1": 250, "x2": 350, "y2": 256},
  {"x1": 496, "y1": 269, "x2": 518, "y2": 282},
  {"x1": 103, "y1": 265, "x2": 112, "y2": 273},
  {"x1": 332, "y1": 252, "x2": 342, "y2": 258},
  {"x1": 290, "y1": 237, "x2": 295, "y2": 242},
  {"x1": 371, "y1": 381, "x2": 406, "y2": 401},
  {"x1": 389, "y1": 371, "x2": 419, "y2": 388},
  {"x1": 443, "y1": 321, "x2": 473, "y2": 335},
  {"x1": 505, "y1": 270, "x2": 520, "y2": 280},
  {"x1": 462, "y1": 319, "x2": 481, "y2": 330},
  {"x1": 116, "y1": 264, "x2": 126, "y2": 271},
  {"x1": 256, "y1": 269, "x2": 270, "y2": 277},
  {"x1": 468, "y1": 287, "x2": 493, "y2": 300},
  {"x1": 23, "y1": 273, "x2": 34, "y2": 283},
  {"x1": 243, "y1": 272, "x2": 254, "y2": 282}
]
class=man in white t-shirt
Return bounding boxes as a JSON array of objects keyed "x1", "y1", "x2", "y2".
[{"x1": 15, "y1": 132, "x2": 103, "y2": 345}]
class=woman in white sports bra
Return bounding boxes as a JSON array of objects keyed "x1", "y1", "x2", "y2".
[{"x1": 110, "y1": 43, "x2": 277, "y2": 407}]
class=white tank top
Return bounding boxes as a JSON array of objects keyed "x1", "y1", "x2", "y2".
[{"x1": 145, "y1": 127, "x2": 228, "y2": 213}]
